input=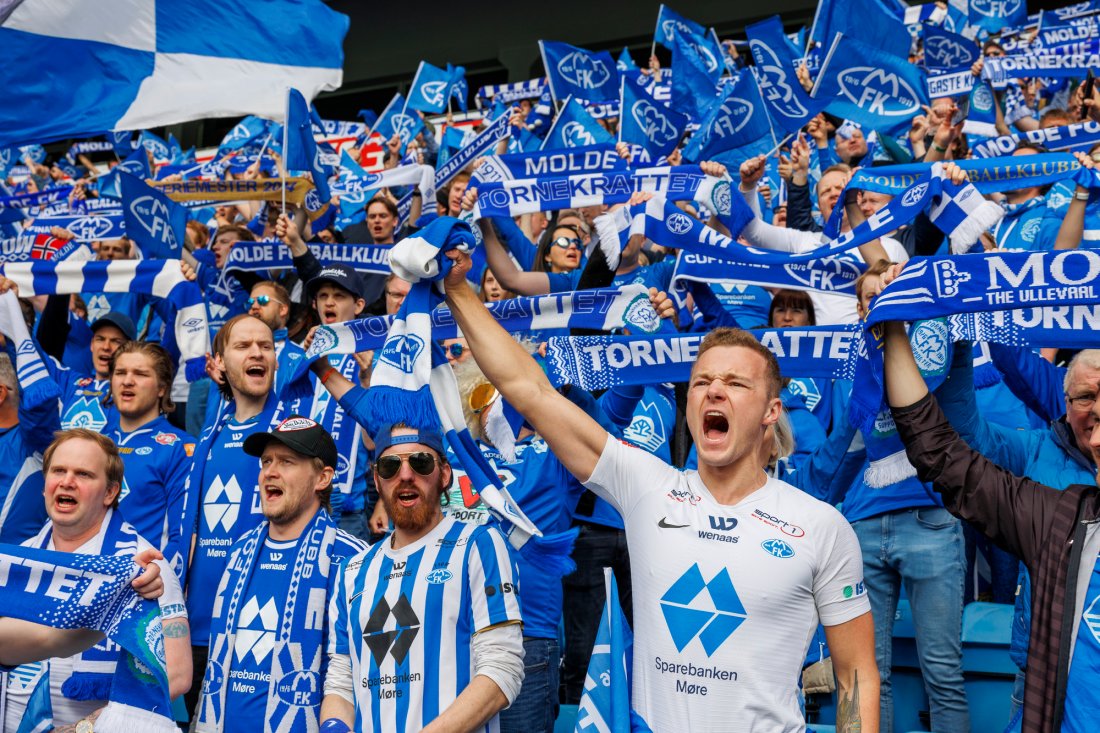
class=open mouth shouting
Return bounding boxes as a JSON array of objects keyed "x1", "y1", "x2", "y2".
[{"x1": 703, "y1": 410, "x2": 730, "y2": 442}]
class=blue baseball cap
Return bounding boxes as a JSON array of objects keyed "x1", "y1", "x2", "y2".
[
  {"x1": 373, "y1": 422, "x2": 446, "y2": 457},
  {"x1": 90, "y1": 311, "x2": 136, "y2": 341}
]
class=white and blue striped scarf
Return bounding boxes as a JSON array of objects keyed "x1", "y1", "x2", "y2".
[
  {"x1": 0, "y1": 291, "x2": 58, "y2": 409},
  {"x1": 0, "y1": 259, "x2": 210, "y2": 384}
]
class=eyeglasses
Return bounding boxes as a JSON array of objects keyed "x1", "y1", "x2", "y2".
[
  {"x1": 375, "y1": 452, "x2": 439, "y2": 479},
  {"x1": 551, "y1": 236, "x2": 581, "y2": 249},
  {"x1": 468, "y1": 382, "x2": 497, "y2": 413},
  {"x1": 247, "y1": 295, "x2": 283, "y2": 308},
  {"x1": 448, "y1": 342, "x2": 465, "y2": 359},
  {"x1": 1068, "y1": 393, "x2": 1097, "y2": 411}
]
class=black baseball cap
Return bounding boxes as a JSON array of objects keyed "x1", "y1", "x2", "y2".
[
  {"x1": 307, "y1": 264, "x2": 366, "y2": 301},
  {"x1": 90, "y1": 312, "x2": 136, "y2": 341},
  {"x1": 243, "y1": 414, "x2": 338, "y2": 469}
]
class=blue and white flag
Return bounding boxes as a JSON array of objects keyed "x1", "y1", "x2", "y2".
[
  {"x1": 216, "y1": 115, "x2": 272, "y2": 156},
  {"x1": 540, "y1": 41, "x2": 620, "y2": 104},
  {"x1": 407, "y1": 62, "x2": 467, "y2": 114},
  {"x1": 814, "y1": 34, "x2": 929, "y2": 133},
  {"x1": 139, "y1": 131, "x2": 172, "y2": 164},
  {"x1": 923, "y1": 26, "x2": 980, "y2": 71},
  {"x1": 110, "y1": 130, "x2": 135, "y2": 158},
  {"x1": 119, "y1": 171, "x2": 186, "y2": 259},
  {"x1": 811, "y1": 0, "x2": 912, "y2": 59},
  {"x1": 968, "y1": 0, "x2": 1028, "y2": 35},
  {"x1": 671, "y1": 29, "x2": 721, "y2": 122},
  {"x1": 541, "y1": 97, "x2": 615, "y2": 151},
  {"x1": 618, "y1": 47, "x2": 639, "y2": 72},
  {"x1": 98, "y1": 146, "x2": 154, "y2": 199},
  {"x1": 747, "y1": 16, "x2": 829, "y2": 137},
  {"x1": 0, "y1": 0, "x2": 348, "y2": 147},
  {"x1": 285, "y1": 88, "x2": 333, "y2": 202},
  {"x1": 575, "y1": 568, "x2": 650, "y2": 733},
  {"x1": 682, "y1": 73, "x2": 774, "y2": 163},
  {"x1": 472, "y1": 143, "x2": 625, "y2": 184},
  {"x1": 654, "y1": 6, "x2": 725, "y2": 76},
  {"x1": 23, "y1": 211, "x2": 127, "y2": 242},
  {"x1": 619, "y1": 75, "x2": 688, "y2": 164},
  {"x1": 374, "y1": 93, "x2": 425, "y2": 152}
]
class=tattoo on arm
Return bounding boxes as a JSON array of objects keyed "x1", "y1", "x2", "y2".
[
  {"x1": 162, "y1": 619, "x2": 189, "y2": 638},
  {"x1": 837, "y1": 669, "x2": 862, "y2": 733}
]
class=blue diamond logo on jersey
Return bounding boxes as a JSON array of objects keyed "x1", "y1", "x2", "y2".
[{"x1": 659, "y1": 563, "x2": 748, "y2": 656}]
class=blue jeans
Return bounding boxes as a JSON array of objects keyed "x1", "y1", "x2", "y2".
[
  {"x1": 853, "y1": 507, "x2": 969, "y2": 733},
  {"x1": 499, "y1": 638, "x2": 560, "y2": 733}
]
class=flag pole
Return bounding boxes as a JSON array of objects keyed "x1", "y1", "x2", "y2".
[{"x1": 281, "y1": 89, "x2": 288, "y2": 214}]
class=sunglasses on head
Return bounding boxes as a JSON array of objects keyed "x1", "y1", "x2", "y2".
[
  {"x1": 247, "y1": 295, "x2": 281, "y2": 307},
  {"x1": 551, "y1": 236, "x2": 581, "y2": 249},
  {"x1": 375, "y1": 452, "x2": 439, "y2": 479}
]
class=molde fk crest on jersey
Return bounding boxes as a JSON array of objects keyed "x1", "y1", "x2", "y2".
[
  {"x1": 837, "y1": 67, "x2": 921, "y2": 117},
  {"x1": 750, "y1": 41, "x2": 807, "y2": 118},
  {"x1": 557, "y1": 52, "x2": 611, "y2": 89},
  {"x1": 632, "y1": 100, "x2": 678, "y2": 145}
]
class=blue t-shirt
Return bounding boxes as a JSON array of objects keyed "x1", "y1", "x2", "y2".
[
  {"x1": 106, "y1": 416, "x2": 196, "y2": 575},
  {"x1": 710, "y1": 282, "x2": 771, "y2": 329},
  {"x1": 611, "y1": 260, "x2": 675, "y2": 292},
  {"x1": 0, "y1": 375, "x2": 59, "y2": 543},
  {"x1": 221, "y1": 535, "x2": 300, "y2": 726},
  {"x1": 43, "y1": 359, "x2": 114, "y2": 431},
  {"x1": 1061, "y1": 555, "x2": 1100, "y2": 732},
  {"x1": 187, "y1": 410, "x2": 276, "y2": 644}
]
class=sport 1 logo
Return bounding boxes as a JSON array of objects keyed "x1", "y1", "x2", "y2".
[
  {"x1": 420, "y1": 80, "x2": 448, "y2": 107},
  {"x1": 666, "y1": 211, "x2": 695, "y2": 235},
  {"x1": 66, "y1": 216, "x2": 117, "y2": 241},
  {"x1": 556, "y1": 52, "x2": 611, "y2": 89},
  {"x1": 378, "y1": 334, "x2": 425, "y2": 373},
  {"x1": 836, "y1": 68, "x2": 922, "y2": 117},
  {"x1": 561, "y1": 121, "x2": 596, "y2": 148},
  {"x1": 631, "y1": 100, "x2": 677, "y2": 146},
  {"x1": 130, "y1": 195, "x2": 178, "y2": 246},
  {"x1": 925, "y1": 37, "x2": 975, "y2": 68},
  {"x1": 969, "y1": 0, "x2": 1022, "y2": 18},
  {"x1": 749, "y1": 41, "x2": 808, "y2": 119}
]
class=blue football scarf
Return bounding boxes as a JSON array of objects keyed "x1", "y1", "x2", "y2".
[
  {"x1": 983, "y1": 44, "x2": 1100, "y2": 81},
  {"x1": 23, "y1": 210, "x2": 127, "y2": 243},
  {"x1": 0, "y1": 186, "x2": 73, "y2": 212},
  {"x1": 3, "y1": 517, "x2": 176, "y2": 733},
  {"x1": 849, "y1": 153, "x2": 1081, "y2": 195},
  {"x1": 471, "y1": 142, "x2": 624, "y2": 185},
  {"x1": 671, "y1": 250, "x2": 865, "y2": 296},
  {"x1": 972, "y1": 121, "x2": 1100, "y2": 158},
  {"x1": 368, "y1": 217, "x2": 594, "y2": 574},
  {"x1": 0, "y1": 291, "x2": 58, "y2": 411},
  {"x1": 473, "y1": 166, "x2": 729, "y2": 218},
  {"x1": 197, "y1": 511, "x2": 340, "y2": 733},
  {"x1": 0, "y1": 260, "x2": 210, "y2": 382},
  {"x1": 225, "y1": 240, "x2": 393, "y2": 276}
]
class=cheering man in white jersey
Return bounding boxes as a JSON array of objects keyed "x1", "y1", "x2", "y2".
[
  {"x1": 439, "y1": 250, "x2": 879, "y2": 732},
  {"x1": 320, "y1": 422, "x2": 525, "y2": 733}
]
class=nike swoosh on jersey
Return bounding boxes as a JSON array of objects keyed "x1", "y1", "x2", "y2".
[{"x1": 658, "y1": 517, "x2": 690, "y2": 529}]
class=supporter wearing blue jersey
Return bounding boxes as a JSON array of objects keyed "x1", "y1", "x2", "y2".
[
  {"x1": 321, "y1": 423, "x2": 524, "y2": 733},
  {"x1": 991, "y1": 145, "x2": 1064, "y2": 252},
  {"x1": 0, "y1": 350, "x2": 57, "y2": 544},
  {"x1": 474, "y1": 216, "x2": 585, "y2": 297},
  {"x1": 443, "y1": 251, "x2": 877, "y2": 731},
  {"x1": 196, "y1": 415, "x2": 367, "y2": 733},
  {"x1": 182, "y1": 315, "x2": 283, "y2": 719},
  {"x1": 104, "y1": 341, "x2": 196, "y2": 576}
]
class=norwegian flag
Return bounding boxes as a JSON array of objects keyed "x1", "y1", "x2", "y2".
[{"x1": 30, "y1": 234, "x2": 66, "y2": 260}]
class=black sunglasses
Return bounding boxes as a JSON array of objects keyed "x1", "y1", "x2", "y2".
[{"x1": 375, "y1": 452, "x2": 438, "y2": 479}]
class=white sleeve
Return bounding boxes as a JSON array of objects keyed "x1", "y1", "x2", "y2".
[
  {"x1": 739, "y1": 216, "x2": 821, "y2": 254},
  {"x1": 472, "y1": 622, "x2": 525, "y2": 706},
  {"x1": 323, "y1": 652, "x2": 354, "y2": 705},
  {"x1": 812, "y1": 512, "x2": 872, "y2": 626},
  {"x1": 583, "y1": 434, "x2": 682, "y2": 519},
  {"x1": 155, "y1": 558, "x2": 187, "y2": 620}
]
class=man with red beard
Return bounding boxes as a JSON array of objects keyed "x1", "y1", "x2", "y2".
[{"x1": 320, "y1": 422, "x2": 525, "y2": 733}]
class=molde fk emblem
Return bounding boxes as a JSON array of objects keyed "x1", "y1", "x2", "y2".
[
  {"x1": 130, "y1": 196, "x2": 177, "y2": 244},
  {"x1": 557, "y1": 52, "x2": 611, "y2": 89},
  {"x1": 632, "y1": 100, "x2": 677, "y2": 145},
  {"x1": 750, "y1": 41, "x2": 808, "y2": 118},
  {"x1": 421, "y1": 80, "x2": 448, "y2": 106},
  {"x1": 837, "y1": 68, "x2": 920, "y2": 117},
  {"x1": 379, "y1": 334, "x2": 425, "y2": 373}
]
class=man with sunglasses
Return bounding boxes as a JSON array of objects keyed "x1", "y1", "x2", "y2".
[
  {"x1": 320, "y1": 422, "x2": 525, "y2": 733},
  {"x1": 437, "y1": 250, "x2": 878, "y2": 732}
]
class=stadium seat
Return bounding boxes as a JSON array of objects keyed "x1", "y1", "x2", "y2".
[{"x1": 555, "y1": 703, "x2": 579, "y2": 733}]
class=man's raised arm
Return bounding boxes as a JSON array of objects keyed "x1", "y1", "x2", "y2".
[{"x1": 443, "y1": 249, "x2": 608, "y2": 483}]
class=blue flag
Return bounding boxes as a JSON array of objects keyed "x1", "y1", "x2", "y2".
[
  {"x1": 812, "y1": 0, "x2": 911, "y2": 59},
  {"x1": 540, "y1": 41, "x2": 620, "y2": 103},
  {"x1": 683, "y1": 72, "x2": 774, "y2": 162},
  {"x1": 374, "y1": 93, "x2": 425, "y2": 153},
  {"x1": 542, "y1": 97, "x2": 614, "y2": 151},
  {"x1": 923, "y1": 26, "x2": 979, "y2": 71},
  {"x1": 814, "y1": 34, "x2": 929, "y2": 134},
  {"x1": 407, "y1": 62, "x2": 467, "y2": 114},
  {"x1": 110, "y1": 130, "x2": 135, "y2": 158},
  {"x1": 98, "y1": 147, "x2": 153, "y2": 199},
  {"x1": 747, "y1": 16, "x2": 830, "y2": 137},
  {"x1": 285, "y1": 88, "x2": 333, "y2": 202},
  {"x1": 654, "y1": 6, "x2": 724, "y2": 75},
  {"x1": 575, "y1": 569, "x2": 650, "y2": 733},
  {"x1": 671, "y1": 30, "x2": 721, "y2": 122},
  {"x1": 119, "y1": 170, "x2": 186, "y2": 258},
  {"x1": 217, "y1": 115, "x2": 272, "y2": 156},
  {"x1": 139, "y1": 131, "x2": 171, "y2": 163},
  {"x1": 449, "y1": 64, "x2": 469, "y2": 113},
  {"x1": 619, "y1": 75, "x2": 688, "y2": 163},
  {"x1": 618, "y1": 47, "x2": 639, "y2": 72},
  {"x1": 968, "y1": 0, "x2": 1027, "y2": 35}
]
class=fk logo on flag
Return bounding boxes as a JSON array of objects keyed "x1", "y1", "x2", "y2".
[
  {"x1": 379, "y1": 334, "x2": 425, "y2": 373},
  {"x1": 557, "y1": 52, "x2": 612, "y2": 89},
  {"x1": 837, "y1": 68, "x2": 922, "y2": 117},
  {"x1": 421, "y1": 80, "x2": 448, "y2": 107},
  {"x1": 970, "y1": 0, "x2": 1022, "y2": 18},
  {"x1": 562, "y1": 121, "x2": 596, "y2": 147},
  {"x1": 130, "y1": 196, "x2": 179, "y2": 248},
  {"x1": 750, "y1": 42, "x2": 807, "y2": 119},
  {"x1": 631, "y1": 100, "x2": 678, "y2": 145}
]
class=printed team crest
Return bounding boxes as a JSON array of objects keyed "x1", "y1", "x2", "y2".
[
  {"x1": 561, "y1": 121, "x2": 596, "y2": 147},
  {"x1": 391, "y1": 114, "x2": 418, "y2": 144},
  {"x1": 623, "y1": 400, "x2": 668, "y2": 453},
  {"x1": 714, "y1": 98, "x2": 755, "y2": 138},
  {"x1": 556, "y1": 52, "x2": 612, "y2": 89},
  {"x1": 154, "y1": 431, "x2": 179, "y2": 445},
  {"x1": 666, "y1": 212, "x2": 694, "y2": 235},
  {"x1": 631, "y1": 100, "x2": 677, "y2": 145},
  {"x1": 925, "y1": 37, "x2": 976, "y2": 68},
  {"x1": 750, "y1": 41, "x2": 808, "y2": 119},
  {"x1": 379, "y1": 334, "x2": 426, "y2": 373},
  {"x1": 276, "y1": 669, "x2": 321, "y2": 707},
  {"x1": 710, "y1": 180, "x2": 732, "y2": 216},
  {"x1": 129, "y1": 195, "x2": 178, "y2": 246},
  {"x1": 66, "y1": 216, "x2": 117, "y2": 241},
  {"x1": 623, "y1": 293, "x2": 661, "y2": 333},
  {"x1": 837, "y1": 68, "x2": 922, "y2": 117},
  {"x1": 421, "y1": 80, "x2": 448, "y2": 106},
  {"x1": 786, "y1": 378, "x2": 822, "y2": 411},
  {"x1": 1021, "y1": 217, "x2": 1041, "y2": 243},
  {"x1": 970, "y1": 0, "x2": 1021, "y2": 17},
  {"x1": 909, "y1": 320, "x2": 949, "y2": 375},
  {"x1": 932, "y1": 259, "x2": 971, "y2": 298},
  {"x1": 901, "y1": 183, "x2": 929, "y2": 208},
  {"x1": 310, "y1": 325, "x2": 339, "y2": 356}
]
